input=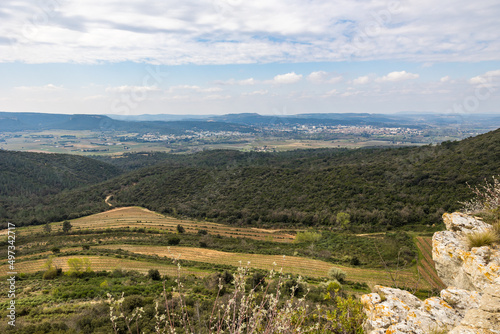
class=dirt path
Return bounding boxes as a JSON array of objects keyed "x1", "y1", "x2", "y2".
[{"x1": 105, "y1": 195, "x2": 113, "y2": 207}]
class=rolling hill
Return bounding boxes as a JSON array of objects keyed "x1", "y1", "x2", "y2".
[{"x1": 2, "y1": 128, "x2": 498, "y2": 230}]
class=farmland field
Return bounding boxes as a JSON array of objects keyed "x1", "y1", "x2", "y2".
[
  {"x1": 1, "y1": 206, "x2": 436, "y2": 292},
  {"x1": 92, "y1": 244, "x2": 424, "y2": 288},
  {"x1": 0, "y1": 255, "x2": 208, "y2": 277},
  {"x1": 3, "y1": 206, "x2": 295, "y2": 242},
  {"x1": 415, "y1": 236, "x2": 446, "y2": 290}
]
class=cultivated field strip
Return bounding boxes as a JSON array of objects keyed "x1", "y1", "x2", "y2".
[
  {"x1": 415, "y1": 236, "x2": 446, "y2": 290},
  {"x1": 3, "y1": 206, "x2": 295, "y2": 243},
  {"x1": 0, "y1": 255, "x2": 208, "y2": 277},
  {"x1": 93, "y1": 244, "x2": 424, "y2": 288}
]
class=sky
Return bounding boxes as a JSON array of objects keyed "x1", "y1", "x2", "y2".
[{"x1": 0, "y1": 0, "x2": 500, "y2": 116}]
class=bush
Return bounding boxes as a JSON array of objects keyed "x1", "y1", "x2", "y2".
[
  {"x1": 466, "y1": 230, "x2": 499, "y2": 249},
  {"x1": 294, "y1": 231, "x2": 322, "y2": 243},
  {"x1": 148, "y1": 269, "x2": 161, "y2": 281},
  {"x1": 167, "y1": 236, "x2": 180, "y2": 245},
  {"x1": 43, "y1": 268, "x2": 59, "y2": 280},
  {"x1": 461, "y1": 176, "x2": 500, "y2": 214},
  {"x1": 176, "y1": 224, "x2": 185, "y2": 233},
  {"x1": 328, "y1": 267, "x2": 347, "y2": 282}
]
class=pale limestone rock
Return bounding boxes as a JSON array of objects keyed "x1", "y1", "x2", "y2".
[
  {"x1": 440, "y1": 287, "x2": 481, "y2": 316},
  {"x1": 433, "y1": 214, "x2": 500, "y2": 292},
  {"x1": 449, "y1": 326, "x2": 498, "y2": 334},
  {"x1": 442, "y1": 212, "x2": 491, "y2": 235},
  {"x1": 461, "y1": 309, "x2": 500, "y2": 333},
  {"x1": 363, "y1": 212, "x2": 500, "y2": 334}
]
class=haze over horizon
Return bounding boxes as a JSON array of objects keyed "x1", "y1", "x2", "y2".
[{"x1": 1, "y1": 0, "x2": 499, "y2": 116}]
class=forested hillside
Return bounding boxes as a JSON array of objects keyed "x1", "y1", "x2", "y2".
[
  {"x1": 0, "y1": 151, "x2": 121, "y2": 227},
  {"x1": 2, "y1": 128, "x2": 499, "y2": 230}
]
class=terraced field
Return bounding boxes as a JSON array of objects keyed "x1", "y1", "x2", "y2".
[
  {"x1": 4, "y1": 206, "x2": 295, "y2": 242},
  {"x1": 0, "y1": 255, "x2": 208, "y2": 277},
  {"x1": 93, "y1": 244, "x2": 425, "y2": 288},
  {"x1": 415, "y1": 236, "x2": 446, "y2": 290}
]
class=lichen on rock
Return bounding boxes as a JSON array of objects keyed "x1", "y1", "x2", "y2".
[{"x1": 362, "y1": 212, "x2": 500, "y2": 334}]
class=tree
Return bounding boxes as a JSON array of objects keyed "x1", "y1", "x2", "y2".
[
  {"x1": 176, "y1": 224, "x2": 185, "y2": 233},
  {"x1": 43, "y1": 223, "x2": 52, "y2": 234},
  {"x1": 336, "y1": 212, "x2": 351, "y2": 230},
  {"x1": 148, "y1": 269, "x2": 161, "y2": 281},
  {"x1": 66, "y1": 257, "x2": 92, "y2": 276},
  {"x1": 62, "y1": 220, "x2": 73, "y2": 233}
]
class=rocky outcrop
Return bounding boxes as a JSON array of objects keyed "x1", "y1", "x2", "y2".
[{"x1": 362, "y1": 212, "x2": 500, "y2": 334}]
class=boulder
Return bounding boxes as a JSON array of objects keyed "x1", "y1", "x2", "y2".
[{"x1": 362, "y1": 212, "x2": 500, "y2": 334}]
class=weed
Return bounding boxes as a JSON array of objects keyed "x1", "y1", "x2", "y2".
[{"x1": 466, "y1": 230, "x2": 499, "y2": 249}]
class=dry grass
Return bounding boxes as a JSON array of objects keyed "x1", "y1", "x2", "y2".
[
  {"x1": 0, "y1": 255, "x2": 209, "y2": 277},
  {"x1": 92, "y1": 244, "x2": 426, "y2": 288},
  {"x1": 466, "y1": 229, "x2": 499, "y2": 249},
  {"x1": 1, "y1": 206, "x2": 295, "y2": 242}
]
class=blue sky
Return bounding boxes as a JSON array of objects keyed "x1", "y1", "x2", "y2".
[{"x1": 1, "y1": 0, "x2": 500, "y2": 116}]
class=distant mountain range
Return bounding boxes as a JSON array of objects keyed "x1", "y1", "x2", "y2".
[
  {"x1": 2, "y1": 111, "x2": 499, "y2": 133},
  {"x1": 108, "y1": 112, "x2": 500, "y2": 129},
  {"x1": 0, "y1": 112, "x2": 255, "y2": 134}
]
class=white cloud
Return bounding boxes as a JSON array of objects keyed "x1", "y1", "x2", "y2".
[
  {"x1": 106, "y1": 85, "x2": 160, "y2": 93},
  {"x1": 440, "y1": 76, "x2": 451, "y2": 83},
  {"x1": 271, "y1": 72, "x2": 302, "y2": 84},
  {"x1": 14, "y1": 84, "x2": 64, "y2": 91},
  {"x1": 469, "y1": 70, "x2": 500, "y2": 84},
  {"x1": 217, "y1": 78, "x2": 257, "y2": 86},
  {"x1": 243, "y1": 90, "x2": 269, "y2": 96},
  {"x1": 307, "y1": 71, "x2": 342, "y2": 84},
  {"x1": 376, "y1": 71, "x2": 419, "y2": 83},
  {"x1": 352, "y1": 76, "x2": 370, "y2": 85},
  {"x1": 1, "y1": 0, "x2": 500, "y2": 64},
  {"x1": 322, "y1": 89, "x2": 338, "y2": 97}
]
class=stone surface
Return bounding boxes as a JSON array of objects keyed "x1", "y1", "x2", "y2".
[
  {"x1": 362, "y1": 212, "x2": 500, "y2": 334},
  {"x1": 432, "y1": 214, "x2": 500, "y2": 292}
]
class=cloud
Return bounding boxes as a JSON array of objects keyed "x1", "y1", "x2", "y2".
[
  {"x1": 166, "y1": 85, "x2": 223, "y2": 93},
  {"x1": 307, "y1": 71, "x2": 342, "y2": 84},
  {"x1": 376, "y1": 71, "x2": 419, "y2": 83},
  {"x1": 106, "y1": 85, "x2": 160, "y2": 93},
  {"x1": 14, "y1": 84, "x2": 64, "y2": 91},
  {"x1": 1, "y1": 0, "x2": 500, "y2": 64},
  {"x1": 469, "y1": 70, "x2": 500, "y2": 85},
  {"x1": 216, "y1": 78, "x2": 257, "y2": 86},
  {"x1": 440, "y1": 76, "x2": 451, "y2": 83},
  {"x1": 243, "y1": 90, "x2": 269, "y2": 96},
  {"x1": 352, "y1": 76, "x2": 370, "y2": 85},
  {"x1": 271, "y1": 72, "x2": 302, "y2": 84}
]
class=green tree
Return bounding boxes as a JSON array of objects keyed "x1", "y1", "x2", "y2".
[
  {"x1": 148, "y1": 269, "x2": 161, "y2": 281},
  {"x1": 66, "y1": 257, "x2": 92, "y2": 276},
  {"x1": 176, "y1": 224, "x2": 185, "y2": 233},
  {"x1": 62, "y1": 220, "x2": 73, "y2": 233},
  {"x1": 43, "y1": 223, "x2": 52, "y2": 234},
  {"x1": 336, "y1": 212, "x2": 351, "y2": 230}
]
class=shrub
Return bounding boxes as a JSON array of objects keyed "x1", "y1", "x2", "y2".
[
  {"x1": 466, "y1": 230, "x2": 499, "y2": 249},
  {"x1": 51, "y1": 247, "x2": 61, "y2": 254},
  {"x1": 492, "y1": 221, "x2": 500, "y2": 238},
  {"x1": 461, "y1": 176, "x2": 500, "y2": 214},
  {"x1": 42, "y1": 268, "x2": 59, "y2": 280},
  {"x1": 176, "y1": 224, "x2": 185, "y2": 233},
  {"x1": 294, "y1": 231, "x2": 322, "y2": 243},
  {"x1": 148, "y1": 269, "x2": 161, "y2": 281},
  {"x1": 167, "y1": 236, "x2": 180, "y2": 245},
  {"x1": 62, "y1": 220, "x2": 73, "y2": 233},
  {"x1": 328, "y1": 267, "x2": 347, "y2": 282}
]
